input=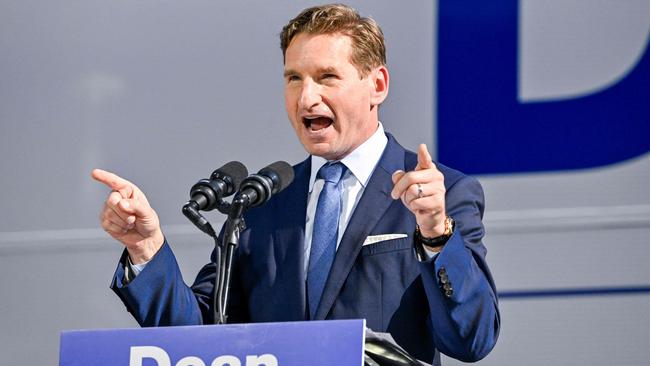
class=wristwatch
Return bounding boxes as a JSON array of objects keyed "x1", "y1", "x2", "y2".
[{"x1": 415, "y1": 216, "x2": 455, "y2": 249}]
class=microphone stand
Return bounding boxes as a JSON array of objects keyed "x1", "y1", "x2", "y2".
[
  {"x1": 183, "y1": 197, "x2": 237, "y2": 325},
  {"x1": 215, "y1": 194, "x2": 247, "y2": 324}
]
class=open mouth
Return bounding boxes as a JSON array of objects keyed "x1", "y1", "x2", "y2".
[{"x1": 303, "y1": 116, "x2": 334, "y2": 131}]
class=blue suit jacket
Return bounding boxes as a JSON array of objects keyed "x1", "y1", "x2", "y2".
[{"x1": 112, "y1": 133, "x2": 500, "y2": 364}]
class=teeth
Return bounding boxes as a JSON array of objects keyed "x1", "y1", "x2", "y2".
[{"x1": 304, "y1": 116, "x2": 333, "y2": 132}]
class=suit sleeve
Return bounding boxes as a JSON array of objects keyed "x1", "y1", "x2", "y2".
[
  {"x1": 110, "y1": 241, "x2": 218, "y2": 327},
  {"x1": 417, "y1": 175, "x2": 500, "y2": 362}
]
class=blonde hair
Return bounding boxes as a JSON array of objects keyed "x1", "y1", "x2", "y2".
[{"x1": 280, "y1": 4, "x2": 386, "y2": 77}]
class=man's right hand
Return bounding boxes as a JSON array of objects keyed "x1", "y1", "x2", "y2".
[{"x1": 92, "y1": 169, "x2": 164, "y2": 264}]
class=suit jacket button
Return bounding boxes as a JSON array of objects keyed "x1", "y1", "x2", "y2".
[
  {"x1": 438, "y1": 267, "x2": 448, "y2": 282},
  {"x1": 443, "y1": 283, "x2": 452, "y2": 291},
  {"x1": 445, "y1": 289, "x2": 453, "y2": 298}
]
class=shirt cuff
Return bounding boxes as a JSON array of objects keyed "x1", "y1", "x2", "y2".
[
  {"x1": 414, "y1": 239, "x2": 440, "y2": 262},
  {"x1": 124, "y1": 255, "x2": 150, "y2": 284},
  {"x1": 126, "y1": 256, "x2": 150, "y2": 278}
]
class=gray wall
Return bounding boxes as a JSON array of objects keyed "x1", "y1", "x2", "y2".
[{"x1": 1, "y1": 1, "x2": 648, "y2": 365}]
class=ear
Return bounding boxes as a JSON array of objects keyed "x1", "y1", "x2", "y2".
[{"x1": 369, "y1": 65, "x2": 389, "y2": 107}]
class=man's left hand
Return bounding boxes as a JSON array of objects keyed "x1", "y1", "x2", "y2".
[{"x1": 391, "y1": 144, "x2": 446, "y2": 238}]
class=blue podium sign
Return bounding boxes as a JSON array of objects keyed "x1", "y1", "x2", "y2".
[{"x1": 60, "y1": 319, "x2": 365, "y2": 366}]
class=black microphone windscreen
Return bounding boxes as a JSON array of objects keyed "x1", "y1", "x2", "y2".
[
  {"x1": 214, "y1": 161, "x2": 248, "y2": 189},
  {"x1": 261, "y1": 161, "x2": 294, "y2": 193}
]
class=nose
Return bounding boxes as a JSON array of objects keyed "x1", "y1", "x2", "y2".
[{"x1": 299, "y1": 79, "x2": 321, "y2": 110}]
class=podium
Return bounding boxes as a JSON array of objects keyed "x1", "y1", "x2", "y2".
[{"x1": 59, "y1": 319, "x2": 365, "y2": 366}]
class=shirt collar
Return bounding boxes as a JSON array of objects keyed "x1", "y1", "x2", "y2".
[{"x1": 309, "y1": 122, "x2": 388, "y2": 192}]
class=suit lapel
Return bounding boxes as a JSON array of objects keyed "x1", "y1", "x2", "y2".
[
  {"x1": 272, "y1": 157, "x2": 310, "y2": 320},
  {"x1": 314, "y1": 135, "x2": 406, "y2": 320}
]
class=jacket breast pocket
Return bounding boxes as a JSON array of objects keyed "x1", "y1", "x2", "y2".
[{"x1": 360, "y1": 236, "x2": 413, "y2": 256}]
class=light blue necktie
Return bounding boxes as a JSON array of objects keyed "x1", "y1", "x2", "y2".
[{"x1": 307, "y1": 162, "x2": 345, "y2": 318}]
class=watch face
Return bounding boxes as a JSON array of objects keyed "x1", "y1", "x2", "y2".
[{"x1": 444, "y1": 217, "x2": 455, "y2": 236}]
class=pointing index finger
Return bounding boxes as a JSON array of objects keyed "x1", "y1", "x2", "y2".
[
  {"x1": 415, "y1": 144, "x2": 434, "y2": 170},
  {"x1": 91, "y1": 169, "x2": 134, "y2": 198}
]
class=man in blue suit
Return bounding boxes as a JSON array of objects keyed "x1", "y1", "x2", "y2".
[{"x1": 93, "y1": 4, "x2": 499, "y2": 364}]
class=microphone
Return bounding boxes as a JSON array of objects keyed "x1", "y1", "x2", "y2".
[
  {"x1": 187, "y1": 161, "x2": 248, "y2": 211},
  {"x1": 232, "y1": 161, "x2": 294, "y2": 211},
  {"x1": 182, "y1": 161, "x2": 248, "y2": 237}
]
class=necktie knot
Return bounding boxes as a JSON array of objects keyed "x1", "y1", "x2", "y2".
[{"x1": 317, "y1": 162, "x2": 345, "y2": 185}]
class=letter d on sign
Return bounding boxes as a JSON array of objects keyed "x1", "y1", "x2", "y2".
[{"x1": 130, "y1": 346, "x2": 171, "y2": 366}]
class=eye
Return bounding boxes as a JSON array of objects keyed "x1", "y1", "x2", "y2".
[
  {"x1": 322, "y1": 73, "x2": 337, "y2": 79},
  {"x1": 285, "y1": 74, "x2": 301, "y2": 83}
]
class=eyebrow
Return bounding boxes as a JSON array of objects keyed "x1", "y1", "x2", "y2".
[
  {"x1": 283, "y1": 66, "x2": 338, "y2": 78},
  {"x1": 283, "y1": 69, "x2": 298, "y2": 78},
  {"x1": 316, "y1": 66, "x2": 337, "y2": 74}
]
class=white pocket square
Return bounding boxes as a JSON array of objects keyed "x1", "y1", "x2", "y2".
[{"x1": 362, "y1": 233, "x2": 408, "y2": 246}]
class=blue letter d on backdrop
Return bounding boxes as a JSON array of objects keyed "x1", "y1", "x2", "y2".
[{"x1": 437, "y1": 0, "x2": 650, "y2": 175}]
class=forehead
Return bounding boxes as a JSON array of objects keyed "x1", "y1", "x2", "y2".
[{"x1": 284, "y1": 33, "x2": 355, "y2": 71}]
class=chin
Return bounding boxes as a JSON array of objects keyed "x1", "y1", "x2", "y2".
[
  {"x1": 306, "y1": 147, "x2": 330, "y2": 158},
  {"x1": 304, "y1": 144, "x2": 336, "y2": 159}
]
